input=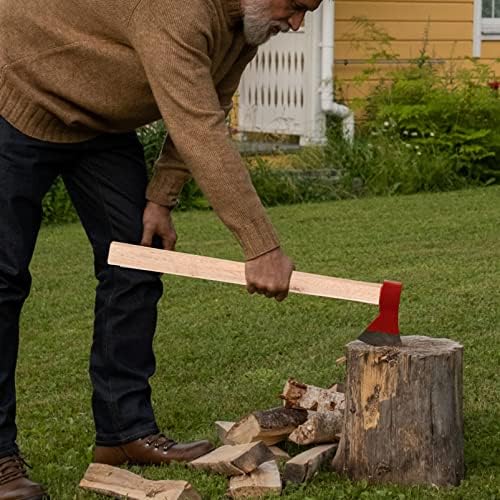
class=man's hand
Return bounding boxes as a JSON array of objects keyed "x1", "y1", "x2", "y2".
[
  {"x1": 245, "y1": 248, "x2": 294, "y2": 302},
  {"x1": 141, "y1": 201, "x2": 177, "y2": 250}
]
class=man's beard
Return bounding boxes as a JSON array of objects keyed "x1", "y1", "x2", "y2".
[{"x1": 242, "y1": 0, "x2": 290, "y2": 46}]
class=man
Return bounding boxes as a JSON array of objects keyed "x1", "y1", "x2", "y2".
[{"x1": 0, "y1": 0, "x2": 321, "y2": 497}]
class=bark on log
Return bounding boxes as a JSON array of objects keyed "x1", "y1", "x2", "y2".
[
  {"x1": 332, "y1": 336, "x2": 464, "y2": 486},
  {"x1": 228, "y1": 461, "x2": 282, "y2": 498},
  {"x1": 190, "y1": 442, "x2": 274, "y2": 476},
  {"x1": 280, "y1": 379, "x2": 345, "y2": 412},
  {"x1": 79, "y1": 464, "x2": 201, "y2": 500},
  {"x1": 225, "y1": 407, "x2": 308, "y2": 446},
  {"x1": 288, "y1": 410, "x2": 343, "y2": 445}
]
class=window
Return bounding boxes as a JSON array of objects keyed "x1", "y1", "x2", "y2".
[{"x1": 482, "y1": 0, "x2": 500, "y2": 37}]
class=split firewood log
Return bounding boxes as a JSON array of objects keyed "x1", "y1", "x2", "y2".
[
  {"x1": 228, "y1": 460, "x2": 282, "y2": 498},
  {"x1": 280, "y1": 379, "x2": 345, "y2": 412},
  {"x1": 268, "y1": 445, "x2": 290, "y2": 461},
  {"x1": 79, "y1": 464, "x2": 201, "y2": 500},
  {"x1": 288, "y1": 410, "x2": 344, "y2": 445},
  {"x1": 215, "y1": 421, "x2": 236, "y2": 444},
  {"x1": 190, "y1": 442, "x2": 274, "y2": 476},
  {"x1": 225, "y1": 407, "x2": 308, "y2": 446},
  {"x1": 283, "y1": 444, "x2": 338, "y2": 484}
]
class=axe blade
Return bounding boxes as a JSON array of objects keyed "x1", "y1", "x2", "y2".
[{"x1": 358, "y1": 281, "x2": 403, "y2": 347}]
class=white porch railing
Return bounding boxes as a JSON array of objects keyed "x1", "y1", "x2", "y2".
[{"x1": 238, "y1": 10, "x2": 326, "y2": 145}]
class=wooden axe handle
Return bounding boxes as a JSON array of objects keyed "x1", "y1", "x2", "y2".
[{"x1": 108, "y1": 242, "x2": 382, "y2": 305}]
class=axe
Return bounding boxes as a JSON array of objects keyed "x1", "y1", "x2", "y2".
[{"x1": 108, "y1": 242, "x2": 403, "y2": 346}]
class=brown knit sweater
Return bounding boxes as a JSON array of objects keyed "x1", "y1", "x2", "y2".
[{"x1": 0, "y1": 0, "x2": 280, "y2": 260}]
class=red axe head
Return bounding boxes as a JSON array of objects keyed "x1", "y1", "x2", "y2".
[{"x1": 358, "y1": 281, "x2": 403, "y2": 347}]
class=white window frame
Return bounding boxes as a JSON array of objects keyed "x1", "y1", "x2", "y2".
[
  {"x1": 482, "y1": 18, "x2": 500, "y2": 38},
  {"x1": 473, "y1": 0, "x2": 482, "y2": 56},
  {"x1": 473, "y1": 0, "x2": 500, "y2": 57}
]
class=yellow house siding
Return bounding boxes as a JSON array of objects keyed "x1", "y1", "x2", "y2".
[
  {"x1": 336, "y1": 22, "x2": 473, "y2": 41},
  {"x1": 481, "y1": 43, "x2": 500, "y2": 57},
  {"x1": 334, "y1": 0, "x2": 476, "y2": 100},
  {"x1": 335, "y1": 1, "x2": 473, "y2": 22},
  {"x1": 335, "y1": 40, "x2": 472, "y2": 59},
  {"x1": 478, "y1": 0, "x2": 500, "y2": 79},
  {"x1": 479, "y1": 43, "x2": 500, "y2": 75}
]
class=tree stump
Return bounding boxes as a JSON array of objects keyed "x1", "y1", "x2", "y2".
[{"x1": 332, "y1": 336, "x2": 464, "y2": 486}]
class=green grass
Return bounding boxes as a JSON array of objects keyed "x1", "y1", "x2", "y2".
[{"x1": 17, "y1": 187, "x2": 500, "y2": 499}]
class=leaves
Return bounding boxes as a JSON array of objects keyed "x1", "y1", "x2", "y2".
[{"x1": 364, "y1": 59, "x2": 500, "y2": 183}]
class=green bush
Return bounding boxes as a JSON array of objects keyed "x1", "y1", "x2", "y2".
[
  {"x1": 325, "y1": 126, "x2": 467, "y2": 196},
  {"x1": 136, "y1": 120, "x2": 166, "y2": 173},
  {"x1": 362, "y1": 59, "x2": 500, "y2": 184},
  {"x1": 41, "y1": 176, "x2": 78, "y2": 224},
  {"x1": 249, "y1": 157, "x2": 340, "y2": 206}
]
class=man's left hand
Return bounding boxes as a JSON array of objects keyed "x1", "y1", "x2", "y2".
[{"x1": 141, "y1": 201, "x2": 177, "y2": 250}]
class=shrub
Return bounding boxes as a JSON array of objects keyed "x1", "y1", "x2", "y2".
[
  {"x1": 326, "y1": 126, "x2": 467, "y2": 196},
  {"x1": 249, "y1": 157, "x2": 340, "y2": 206},
  {"x1": 361, "y1": 57, "x2": 500, "y2": 184},
  {"x1": 335, "y1": 17, "x2": 500, "y2": 185},
  {"x1": 42, "y1": 176, "x2": 78, "y2": 224},
  {"x1": 136, "y1": 120, "x2": 166, "y2": 174}
]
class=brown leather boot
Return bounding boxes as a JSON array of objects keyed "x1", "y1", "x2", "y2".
[
  {"x1": 93, "y1": 433, "x2": 214, "y2": 466},
  {"x1": 0, "y1": 454, "x2": 48, "y2": 500}
]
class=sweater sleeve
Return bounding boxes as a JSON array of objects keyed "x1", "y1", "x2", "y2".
[
  {"x1": 130, "y1": 0, "x2": 279, "y2": 260},
  {"x1": 147, "y1": 43, "x2": 257, "y2": 209},
  {"x1": 146, "y1": 134, "x2": 192, "y2": 209}
]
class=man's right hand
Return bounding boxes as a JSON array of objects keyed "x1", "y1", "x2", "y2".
[{"x1": 245, "y1": 248, "x2": 294, "y2": 302}]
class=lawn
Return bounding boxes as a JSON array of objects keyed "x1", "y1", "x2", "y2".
[{"x1": 17, "y1": 186, "x2": 500, "y2": 499}]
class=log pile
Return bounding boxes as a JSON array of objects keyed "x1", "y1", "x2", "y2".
[
  {"x1": 79, "y1": 378, "x2": 344, "y2": 499},
  {"x1": 281, "y1": 379, "x2": 345, "y2": 446},
  {"x1": 202, "y1": 378, "x2": 345, "y2": 497}
]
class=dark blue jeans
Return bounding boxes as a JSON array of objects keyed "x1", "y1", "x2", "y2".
[{"x1": 0, "y1": 116, "x2": 163, "y2": 457}]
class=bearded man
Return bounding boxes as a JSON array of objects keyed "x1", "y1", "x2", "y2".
[{"x1": 0, "y1": 0, "x2": 321, "y2": 497}]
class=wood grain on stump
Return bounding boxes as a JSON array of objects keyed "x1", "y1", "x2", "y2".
[{"x1": 332, "y1": 336, "x2": 464, "y2": 486}]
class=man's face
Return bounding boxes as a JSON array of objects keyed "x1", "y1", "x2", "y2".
[{"x1": 242, "y1": 0, "x2": 322, "y2": 46}]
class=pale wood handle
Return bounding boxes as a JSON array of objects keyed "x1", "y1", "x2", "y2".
[{"x1": 108, "y1": 242, "x2": 382, "y2": 305}]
